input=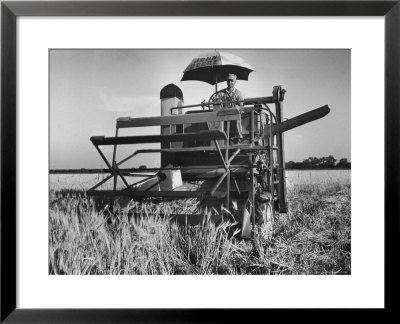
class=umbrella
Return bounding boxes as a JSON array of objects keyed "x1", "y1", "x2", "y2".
[{"x1": 181, "y1": 51, "x2": 254, "y2": 92}]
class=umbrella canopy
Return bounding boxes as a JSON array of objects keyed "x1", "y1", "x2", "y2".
[{"x1": 181, "y1": 51, "x2": 254, "y2": 85}]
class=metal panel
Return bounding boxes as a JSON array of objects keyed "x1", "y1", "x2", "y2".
[
  {"x1": 133, "y1": 145, "x2": 270, "y2": 154},
  {"x1": 90, "y1": 131, "x2": 227, "y2": 146},
  {"x1": 87, "y1": 190, "x2": 224, "y2": 199},
  {"x1": 116, "y1": 109, "x2": 240, "y2": 128},
  {"x1": 264, "y1": 105, "x2": 330, "y2": 138}
]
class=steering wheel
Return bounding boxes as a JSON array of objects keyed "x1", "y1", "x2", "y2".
[{"x1": 208, "y1": 90, "x2": 233, "y2": 109}]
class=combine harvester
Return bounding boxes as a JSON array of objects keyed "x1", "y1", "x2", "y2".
[{"x1": 88, "y1": 51, "x2": 330, "y2": 238}]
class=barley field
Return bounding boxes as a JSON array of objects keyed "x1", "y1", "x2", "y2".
[{"x1": 49, "y1": 170, "x2": 351, "y2": 275}]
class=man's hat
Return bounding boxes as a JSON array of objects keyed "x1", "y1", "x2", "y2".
[{"x1": 227, "y1": 73, "x2": 237, "y2": 80}]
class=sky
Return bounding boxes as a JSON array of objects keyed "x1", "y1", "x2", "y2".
[{"x1": 50, "y1": 49, "x2": 350, "y2": 169}]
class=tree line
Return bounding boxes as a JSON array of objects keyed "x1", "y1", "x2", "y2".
[{"x1": 285, "y1": 156, "x2": 351, "y2": 170}]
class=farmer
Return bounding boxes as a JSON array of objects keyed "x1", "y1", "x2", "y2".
[{"x1": 217, "y1": 73, "x2": 244, "y2": 144}]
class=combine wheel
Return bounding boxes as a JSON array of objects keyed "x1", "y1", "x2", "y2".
[{"x1": 241, "y1": 172, "x2": 275, "y2": 240}]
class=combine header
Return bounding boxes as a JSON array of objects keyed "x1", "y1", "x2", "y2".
[{"x1": 88, "y1": 83, "x2": 330, "y2": 238}]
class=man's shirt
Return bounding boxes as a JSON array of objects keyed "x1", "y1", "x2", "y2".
[{"x1": 217, "y1": 87, "x2": 243, "y2": 108}]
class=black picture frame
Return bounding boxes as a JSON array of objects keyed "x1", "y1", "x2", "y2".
[{"x1": 1, "y1": 0, "x2": 399, "y2": 322}]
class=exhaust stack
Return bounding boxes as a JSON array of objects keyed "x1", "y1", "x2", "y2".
[{"x1": 160, "y1": 84, "x2": 184, "y2": 167}]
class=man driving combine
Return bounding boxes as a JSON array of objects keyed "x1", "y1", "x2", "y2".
[{"x1": 217, "y1": 73, "x2": 244, "y2": 143}]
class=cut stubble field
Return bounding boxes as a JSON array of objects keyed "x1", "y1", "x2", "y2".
[{"x1": 49, "y1": 170, "x2": 351, "y2": 275}]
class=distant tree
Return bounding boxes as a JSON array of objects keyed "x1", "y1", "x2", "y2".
[
  {"x1": 302, "y1": 157, "x2": 320, "y2": 169},
  {"x1": 336, "y1": 158, "x2": 351, "y2": 169},
  {"x1": 286, "y1": 156, "x2": 349, "y2": 170},
  {"x1": 285, "y1": 161, "x2": 296, "y2": 169},
  {"x1": 318, "y1": 156, "x2": 327, "y2": 168},
  {"x1": 327, "y1": 155, "x2": 337, "y2": 168},
  {"x1": 302, "y1": 157, "x2": 311, "y2": 169},
  {"x1": 318, "y1": 155, "x2": 336, "y2": 168},
  {"x1": 139, "y1": 165, "x2": 147, "y2": 169},
  {"x1": 294, "y1": 162, "x2": 304, "y2": 169}
]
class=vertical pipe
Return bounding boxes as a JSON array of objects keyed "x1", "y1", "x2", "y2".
[
  {"x1": 226, "y1": 122, "x2": 230, "y2": 208},
  {"x1": 250, "y1": 108, "x2": 255, "y2": 228},
  {"x1": 250, "y1": 109, "x2": 255, "y2": 145},
  {"x1": 169, "y1": 125, "x2": 172, "y2": 149},
  {"x1": 269, "y1": 110, "x2": 275, "y2": 221},
  {"x1": 275, "y1": 101, "x2": 287, "y2": 213},
  {"x1": 250, "y1": 155, "x2": 255, "y2": 228},
  {"x1": 250, "y1": 109, "x2": 256, "y2": 228},
  {"x1": 112, "y1": 127, "x2": 119, "y2": 191}
]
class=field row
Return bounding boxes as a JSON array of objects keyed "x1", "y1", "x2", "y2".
[{"x1": 50, "y1": 170, "x2": 351, "y2": 191}]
